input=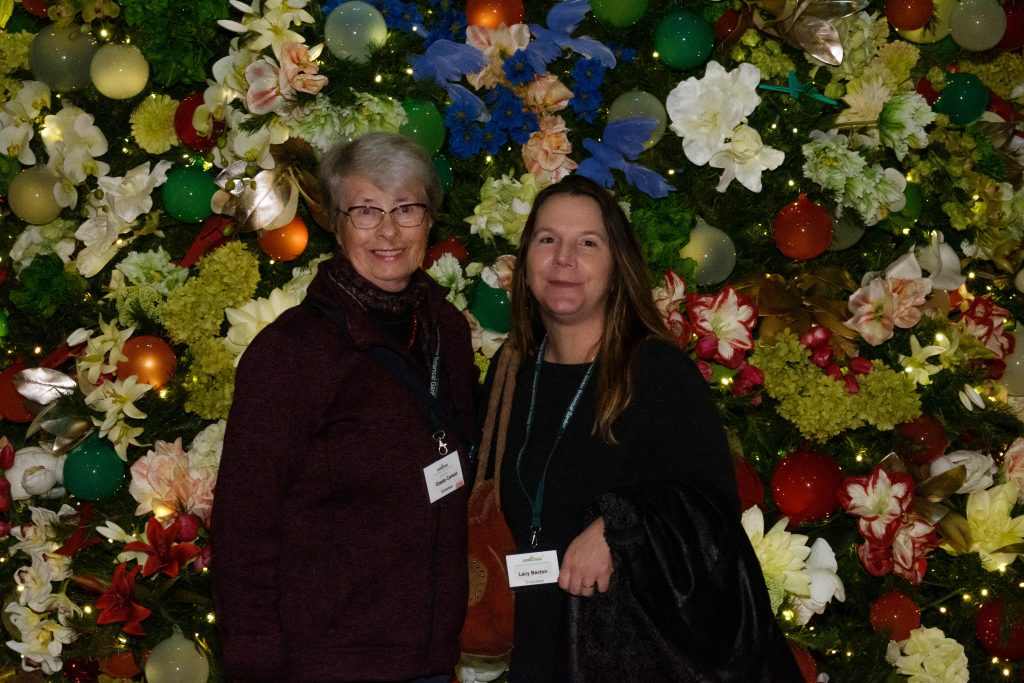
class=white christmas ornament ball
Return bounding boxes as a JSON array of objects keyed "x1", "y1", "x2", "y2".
[
  {"x1": 678, "y1": 219, "x2": 737, "y2": 286},
  {"x1": 91, "y1": 44, "x2": 150, "y2": 99},
  {"x1": 324, "y1": 1, "x2": 388, "y2": 62},
  {"x1": 1015, "y1": 268, "x2": 1024, "y2": 294},
  {"x1": 8, "y1": 166, "x2": 61, "y2": 225},
  {"x1": 1001, "y1": 330, "x2": 1024, "y2": 397},
  {"x1": 144, "y1": 626, "x2": 210, "y2": 683}
]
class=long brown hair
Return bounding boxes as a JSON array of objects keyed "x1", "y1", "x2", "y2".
[{"x1": 507, "y1": 175, "x2": 673, "y2": 443}]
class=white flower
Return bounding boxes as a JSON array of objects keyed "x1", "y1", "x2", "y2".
[
  {"x1": 879, "y1": 92, "x2": 935, "y2": 161},
  {"x1": 427, "y1": 254, "x2": 469, "y2": 310},
  {"x1": 14, "y1": 560, "x2": 56, "y2": 612},
  {"x1": 885, "y1": 626, "x2": 968, "y2": 683},
  {"x1": 835, "y1": 76, "x2": 890, "y2": 129},
  {"x1": 666, "y1": 61, "x2": 763, "y2": 166},
  {"x1": 40, "y1": 106, "x2": 110, "y2": 204},
  {"x1": 9, "y1": 504, "x2": 76, "y2": 559},
  {"x1": 95, "y1": 521, "x2": 149, "y2": 565},
  {"x1": 914, "y1": 231, "x2": 964, "y2": 291},
  {"x1": 75, "y1": 318, "x2": 135, "y2": 388},
  {"x1": 0, "y1": 112, "x2": 36, "y2": 165},
  {"x1": 85, "y1": 377, "x2": 151, "y2": 459},
  {"x1": 5, "y1": 80, "x2": 51, "y2": 121},
  {"x1": 957, "y1": 384, "x2": 986, "y2": 411},
  {"x1": 740, "y1": 506, "x2": 811, "y2": 613},
  {"x1": 223, "y1": 287, "x2": 304, "y2": 360},
  {"x1": 466, "y1": 311, "x2": 507, "y2": 358},
  {"x1": 188, "y1": 420, "x2": 226, "y2": 472},
  {"x1": 929, "y1": 450, "x2": 996, "y2": 494},
  {"x1": 802, "y1": 129, "x2": 866, "y2": 196},
  {"x1": 708, "y1": 124, "x2": 784, "y2": 193},
  {"x1": 39, "y1": 592, "x2": 82, "y2": 627},
  {"x1": 898, "y1": 334, "x2": 944, "y2": 386},
  {"x1": 4, "y1": 447, "x2": 66, "y2": 500},
  {"x1": 792, "y1": 538, "x2": 845, "y2": 625},
  {"x1": 100, "y1": 161, "x2": 171, "y2": 225},
  {"x1": 6, "y1": 615, "x2": 76, "y2": 675},
  {"x1": 8, "y1": 220, "x2": 77, "y2": 273}
]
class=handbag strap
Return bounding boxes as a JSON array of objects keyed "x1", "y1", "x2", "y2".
[
  {"x1": 477, "y1": 346, "x2": 519, "y2": 511},
  {"x1": 309, "y1": 300, "x2": 476, "y2": 462}
]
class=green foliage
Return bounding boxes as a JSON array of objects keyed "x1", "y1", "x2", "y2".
[
  {"x1": 9, "y1": 254, "x2": 88, "y2": 318},
  {"x1": 120, "y1": 0, "x2": 230, "y2": 86}
]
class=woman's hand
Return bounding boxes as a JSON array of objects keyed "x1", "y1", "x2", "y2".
[{"x1": 558, "y1": 517, "x2": 612, "y2": 598}]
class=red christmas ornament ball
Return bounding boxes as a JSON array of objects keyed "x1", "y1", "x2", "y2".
[
  {"x1": 915, "y1": 77, "x2": 940, "y2": 106},
  {"x1": 773, "y1": 194, "x2": 833, "y2": 261},
  {"x1": 788, "y1": 642, "x2": 818, "y2": 683},
  {"x1": 21, "y1": 0, "x2": 51, "y2": 17},
  {"x1": 885, "y1": 0, "x2": 934, "y2": 30},
  {"x1": 770, "y1": 447, "x2": 844, "y2": 527},
  {"x1": 897, "y1": 415, "x2": 948, "y2": 466},
  {"x1": 174, "y1": 92, "x2": 224, "y2": 152},
  {"x1": 870, "y1": 591, "x2": 922, "y2": 641},
  {"x1": 100, "y1": 651, "x2": 143, "y2": 678},
  {"x1": 465, "y1": 0, "x2": 524, "y2": 28},
  {"x1": 0, "y1": 360, "x2": 32, "y2": 422},
  {"x1": 258, "y1": 215, "x2": 309, "y2": 262},
  {"x1": 976, "y1": 600, "x2": 1024, "y2": 660},
  {"x1": 116, "y1": 336, "x2": 178, "y2": 388},
  {"x1": 998, "y1": 0, "x2": 1024, "y2": 51},
  {"x1": 423, "y1": 235, "x2": 469, "y2": 269},
  {"x1": 713, "y1": 8, "x2": 742, "y2": 41}
]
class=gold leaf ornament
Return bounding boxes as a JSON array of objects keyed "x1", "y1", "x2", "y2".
[{"x1": 752, "y1": 0, "x2": 865, "y2": 66}]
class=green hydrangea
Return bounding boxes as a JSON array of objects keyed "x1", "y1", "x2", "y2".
[
  {"x1": 116, "y1": 247, "x2": 188, "y2": 295},
  {"x1": 464, "y1": 172, "x2": 542, "y2": 246},
  {"x1": 750, "y1": 330, "x2": 921, "y2": 442},
  {"x1": 183, "y1": 337, "x2": 236, "y2": 419},
  {"x1": 747, "y1": 38, "x2": 796, "y2": 82},
  {"x1": 116, "y1": 285, "x2": 164, "y2": 328},
  {"x1": 161, "y1": 241, "x2": 260, "y2": 345},
  {"x1": 879, "y1": 92, "x2": 935, "y2": 161},
  {"x1": 426, "y1": 254, "x2": 468, "y2": 310},
  {"x1": 960, "y1": 52, "x2": 1024, "y2": 103},
  {"x1": 0, "y1": 32, "x2": 32, "y2": 77},
  {"x1": 802, "y1": 130, "x2": 866, "y2": 196}
]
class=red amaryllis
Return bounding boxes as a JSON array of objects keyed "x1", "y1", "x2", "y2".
[
  {"x1": 653, "y1": 269, "x2": 691, "y2": 348},
  {"x1": 124, "y1": 517, "x2": 201, "y2": 578},
  {"x1": 838, "y1": 465, "x2": 915, "y2": 544},
  {"x1": 96, "y1": 563, "x2": 151, "y2": 636},
  {"x1": 959, "y1": 296, "x2": 1014, "y2": 358},
  {"x1": 890, "y1": 513, "x2": 939, "y2": 585}
]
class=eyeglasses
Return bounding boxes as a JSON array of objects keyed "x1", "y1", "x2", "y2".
[{"x1": 339, "y1": 203, "x2": 429, "y2": 230}]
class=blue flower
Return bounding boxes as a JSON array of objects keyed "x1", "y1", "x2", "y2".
[
  {"x1": 423, "y1": 6, "x2": 466, "y2": 46},
  {"x1": 570, "y1": 90, "x2": 602, "y2": 124},
  {"x1": 488, "y1": 85, "x2": 523, "y2": 129},
  {"x1": 571, "y1": 58, "x2": 607, "y2": 93},
  {"x1": 506, "y1": 109, "x2": 539, "y2": 145},
  {"x1": 444, "y1": 100, "x2": 479, "y2": 129},
  {"x1": 503, "y1": 50, "x2": 537, "y2": 86},
  {"x1": 448, "y1": 123, "x2": 484, "y2": 159},
  {"x1": 611, "y1": 45, "x2": 636, "y2": 63},
  {"x1": 482, "y1": 119, "x2": 509, "y2": 155},
  {"x1": 375, "y1": 0, "x2": 423, "y2": 32}
]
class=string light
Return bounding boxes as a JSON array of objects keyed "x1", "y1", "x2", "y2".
[
  {"x1": 206, "y1": 613, "x2": 216, "y2": 623},
  {"x1": 374, "y1": 74, "x2": 383, "y2": 83},
  {"x1": 83, "y1": 605, "x2": 92, "y2": 614}
]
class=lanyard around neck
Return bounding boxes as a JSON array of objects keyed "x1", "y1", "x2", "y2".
[{"x1": 516, "y1": 336, "x2": 596, "y2": 549}]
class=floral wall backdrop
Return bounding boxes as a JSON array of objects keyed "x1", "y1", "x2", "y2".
[{"x1": 0, "y1": 0, "x2": 1023, "y2": 680}]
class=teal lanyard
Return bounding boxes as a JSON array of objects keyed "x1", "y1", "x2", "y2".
[{"x1": 515, "y1": 337, "x2": 596, "y2": 549}]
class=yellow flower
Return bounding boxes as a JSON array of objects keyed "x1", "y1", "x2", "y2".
[
  {"x1": 130, "y1": 94, "x2": 180, "y2": 154},
  {"x1": 946, "y1": 482, "x2": 1024, "y2": 571},
  {"x1": 741, "y1": 506, "x2": 811, "y2": 612}
]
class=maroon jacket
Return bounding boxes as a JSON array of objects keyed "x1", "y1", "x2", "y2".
[{"x1": 211, "y1": 259, "x2": 478, "y2": 682}]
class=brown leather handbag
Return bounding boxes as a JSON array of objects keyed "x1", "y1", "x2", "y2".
[{"x1": 460, "y1": 348, "x2": 519, "y2": 658}]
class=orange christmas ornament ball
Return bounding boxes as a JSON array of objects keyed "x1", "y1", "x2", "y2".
[
  {"x1": 466, "y1": 0, "x2": 524, "y2": 28},
  {"x1": 116, "y1": 336, "x2": 177, "y2": 388},
  {"x1": 258, "y1": 215, "x2": 309, "y2": 262},
  {"x1": 99, "y1": 651, "x2": 143, "y2": 678}
]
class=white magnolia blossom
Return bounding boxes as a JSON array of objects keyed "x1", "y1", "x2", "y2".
[
  {"x1": 4, "y1": 447, "x2": 66, "y2": 500},
  {"x1": 708, "y1": 124, "x2": 784, "y2": 193},
  {"x1": 223, "y1": 287, "x2": 304, "y2": 360},
  {"x1": 666, "y1": 61, "x2": 763, "y2": 167},
  {"x1": 929, "y1": 450, "x2": 996, "y2": 494},
  {"x1": 914, "y1": 231, "x2": 964, "y2": 290},
  {"x1": 39, "y1": 106, "x2": 110, "y2": 208},
  {"x1": 8, "y1": 219, "x2": 77, "y2": 273}
]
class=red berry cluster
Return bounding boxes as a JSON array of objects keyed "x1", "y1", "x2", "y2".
[{"x1": 799, "y1": 326, "x2": 873, "y2": 394}]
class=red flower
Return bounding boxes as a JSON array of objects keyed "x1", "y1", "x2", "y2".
[
  {"x1": 653, "y1": 270, "x2": 692, "y2": 348},
  {"x1": 124, "y1": 517, "x2": 201, "y2": 578},
  {"x1": 960, "y1": 296, "x2": 1014, "y2": 358},
  {"x1": 0, "y1": 440, "x2": 14, "y2": 470},
  {"x1": 0, "y1": 478, "x2": 10, "y2": 515},
  {"x1": 96, "y1": 563, "x2": 151, "y2": 636}
]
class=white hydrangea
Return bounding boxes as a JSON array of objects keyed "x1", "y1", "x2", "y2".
[{"x1": 886, "y1": 627, "x2": 968, "y2": 683}]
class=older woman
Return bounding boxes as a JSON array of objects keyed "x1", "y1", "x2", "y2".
[
  {"x1": 480, "y1": 175, "x2": 800, "y2": 680},
  {"x1": 211, "y1": 132, "x2": 478, "y2": 683}
]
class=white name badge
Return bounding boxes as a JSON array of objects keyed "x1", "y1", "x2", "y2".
[
  {"x1": 423, "y1": 451, "x2": 465, "y2": 503},
  {"x1": 505, "y1": 550, "x2": 560, "y2": 588}
]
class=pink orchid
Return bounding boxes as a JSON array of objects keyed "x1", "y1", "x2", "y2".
[
  {"x1": 522, "y1": 115, "x2": 577, "y2": 185},
  {"x1": 523, "y1": 73, "x2": 573, "y2": 114},
  {"x1": 244, "y1": 43, "x2": 327, "y2": 116},
  {"x1": 466, "y1": 23, "x2": 531, "y2": 89},
  {"x1": 845, "y1": 279, "x2": 895, "y2": 345},
  {"x1": 890, "y1": 513, "x2": 939, "y2": 585},
  {"x1": 687, "y1": 286, "x2": 758, "y2": 369},
  {"x1": 245, "y1": 59, "x2": 287, "y2": 115},
  {"x1": 652, "y1": 269, "x2": 691, "y2": 347},
  {"x1": 838, "y1": 466, "x2": 915, "y2": 544}
]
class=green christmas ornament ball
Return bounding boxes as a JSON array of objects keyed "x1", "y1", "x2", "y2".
[
  {"x1": 163, "y1": 162, "x2": 218, "y2": 223},
  {"x1": 934, "y1": 73, "x2": 989, "y2": 126},
  {"x1": 591, "y1": 0, "x2": 648, "y2": 27},
  {"x1": 470, "y1": 282, "x2": 511, "y2": 333},
  {"x1": 654, "y1": 10, "x2": 713, "y2": 70},
  {"x1": 63, "y1": 432, "x2": 126, "y2": 501},
  {"x1": 432, "y1": 154, "x2": 453, "y2": 194},
  {"x1": 400, "y1": 99, "x2": 446, "y2": 156}
]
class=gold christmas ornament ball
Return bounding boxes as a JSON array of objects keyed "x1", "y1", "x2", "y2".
[
  {"x1": 90, "y1": 44, "x2": 150, "y2": 100},
  {"x1": 8, "y1": 166, "x2": 62, "y2": 225},
  {"x1": 115, "y1": 336, "x2": 177, "y2": 388}
]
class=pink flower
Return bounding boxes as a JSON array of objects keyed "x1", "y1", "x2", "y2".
[
  {"x1": 695, "y1": 359, "x2": 713, "y2": 381},
  {"x1": 130, "y1": 439, "x2": 189, "y2": 519},
  {"x1": 731, "y1": 361, "x2": 764, "y2": 398},
  {"x1": 492, "y1": 254, "x2": 517, "y2": 291},
  {"x1": 839, "y1": 465, "x2": 915, "y2": 544},
  {"x1": 845, "y1": 279, "x2": 895, "y2": 345},
  {"x1": 466, "y1": 23, "x2": 531, "y2": 89},
  {"x1": 890, "y1": 513, "x2": 938, "y2": 585},
  {"x1": 279, "y1": 42, "x2": 327, "y2": 97},
  {"x1": 849, "y1": 356, "x2": 873, "y2": 375},
  {"x1": 652, "y1": 269, "x2": 691, "y2": 347},
  {"x1": 245, "y1": 59, "x2": 286, "y2": 115},
  {"x1": 1004, "y1": 437, "x2": 1024, "y2": 504},
  {"x1": 522, "y1": 115, "x2": 577, "y2": 185},
  {"x1": 843, "y1": 374, "x2": 860, "y2": 394},
  {"x1": 523, "y1": 73, "x2": 573, "y2": 114},
  {"x1": 857, "y1": 540, "x2": 893, "y2": 577},
  {"x1": 889, "y1": 278, "x2": 931, "y2": 328},
  {"x1": 687, "y1": 286, "x2": 758, "y2": 369}
]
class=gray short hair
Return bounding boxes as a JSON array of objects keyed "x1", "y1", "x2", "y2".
[{"x1": 317, "y1": 132, "x2": 442, "y2": 230}]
